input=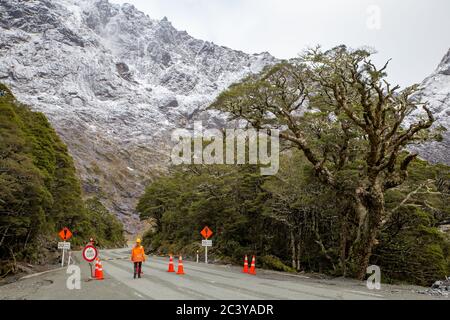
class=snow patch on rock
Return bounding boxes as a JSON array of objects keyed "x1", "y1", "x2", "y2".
[{"x1": 0, "y1": 0, "x2": 276, "y2": 233}]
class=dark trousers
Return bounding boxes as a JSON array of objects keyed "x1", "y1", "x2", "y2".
[{"x1": 134, "y1": 262, "x2": 142, "y2": 278}]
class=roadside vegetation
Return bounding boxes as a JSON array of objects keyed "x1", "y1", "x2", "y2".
[
  {"x1": 138, "y1": 47, "x2": 450, "y2": 286},
  {"x1": 0, "y1": 83, "x2": 125, "y2": 277}
]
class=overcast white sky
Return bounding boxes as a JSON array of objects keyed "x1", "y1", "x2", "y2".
[{"x1": 110, "y1": 0, "x2": 449, "y2": 88}]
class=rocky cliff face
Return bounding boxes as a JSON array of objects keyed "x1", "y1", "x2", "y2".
[
  {"x1": 0, "y1": 0, "x2": 448, "y2": 233},
  {"x1": 408, "y1": 49, "x2": 450, "y2": 164},
  {"x1": 0, "y1": 0, "x2": 276, "y2": 233}
]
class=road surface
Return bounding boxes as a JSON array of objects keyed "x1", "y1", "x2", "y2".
[{"x1": 0, "y1": 247, "x2": 442, "y2": 300}]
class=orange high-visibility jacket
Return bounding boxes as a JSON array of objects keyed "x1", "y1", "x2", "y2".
[{"x1": 131, "y1": 245, "x2": 146, "y2": 262}]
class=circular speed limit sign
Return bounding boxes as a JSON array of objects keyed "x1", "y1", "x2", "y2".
[{"x1": 82, "y1": 245, "x2": 98, "y2": 262}]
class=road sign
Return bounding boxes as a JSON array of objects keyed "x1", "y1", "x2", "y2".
[
  {"x1": 58, "y1": 227, "x2": 73, "y2": 241},
  {"x1": 200, "y1": 228, "x2": 213, "y2": 264},
  {"x1": 201, "y1": 226, "x2": 213, "y2": 239},
  {"x1": 202, "y1": 240, "x2": 212, "y2": 247},
  {"x1": 82, "y1": 245, "x2": 98, "y2": 262},
  {"x1": 58, "y1": 242, "x2": 71, "y2": 250}
]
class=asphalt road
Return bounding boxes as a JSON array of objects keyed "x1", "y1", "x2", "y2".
[{"x1": 0, "y1": 248, "x2": 442, "y2": 300}]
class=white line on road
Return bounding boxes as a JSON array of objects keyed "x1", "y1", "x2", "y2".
[{"x1": 348, "y1": 290, "x2": 384, "y2": 297}]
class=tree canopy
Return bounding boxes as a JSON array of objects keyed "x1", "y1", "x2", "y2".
[{"x1": 208, "y1": 46, "x2": 440, "y2": 279}]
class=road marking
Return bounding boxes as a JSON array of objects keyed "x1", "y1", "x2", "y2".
[
  {"x1": 99, "y1": 262, "x2": 156, "y2": 299},
  {"x1": 348, "y1": 290, "x2": 384, "y2": 297},
  {"x1": 99, "y1": 250, "x2": 389, "y2": 300},
  {"x1": 107, "y1": 257, "x2": 274, "y2": 299},
  {"x1": 262, "y1": 269, "x2": 310, "y2": 279},
  {"x1": 105, "y1": 254, "x2": 333, "y2": 299},
  {"x1": 107, "y1": 259, "x2": 225, "y2": 299}
]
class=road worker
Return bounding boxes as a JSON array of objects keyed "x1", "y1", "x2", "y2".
[{"x1": 131, "y1": 238, "x2": 146, "y2": 279}]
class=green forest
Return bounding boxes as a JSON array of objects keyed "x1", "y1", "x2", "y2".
[
  {"x1": 138, "y1": 47, "x2": 450, "y2": 286},
  {"x1": 0, "y1": 83, "x2": 125, "y2": 277}
]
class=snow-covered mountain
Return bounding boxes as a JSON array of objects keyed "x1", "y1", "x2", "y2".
[
  {"x1": 0, "y1": 0, "x2": 276, "y2": 233},
  {"x1": 409, "y1": 49, "x2": 450, "y2": 164},
  {"x1": 0, "y1": 0, "x2": 448, "y2": 233}
]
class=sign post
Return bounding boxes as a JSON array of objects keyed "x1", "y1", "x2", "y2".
[
  {"x1": 200, "y1": 226, "x2": 213, "y2": 264},
  {"x1": 58, "y1": 228, "x2": 73, "y2": 267},
  {"x1": 57, "y1": 242, "x2": 71, "y2": 266}
]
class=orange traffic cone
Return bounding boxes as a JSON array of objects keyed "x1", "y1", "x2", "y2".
[
  {"x1": 243, "y1": 255, "x2": 249, "y2": 273},
  {"x1": 95, "y1": 258, "x2": 104, "y2": 280},
  {"x1": 248, "y1": 255, "x2": 256, "y2": 275},
  {"x1": 168, "y1": 255, "x2": 175, "y2": 273},
  {"x1": 176, "y1": 255, "x2": 185, "y2": 275},
  {"x1": 92, "y1": 258, "x2": 99, "y2": 279}
]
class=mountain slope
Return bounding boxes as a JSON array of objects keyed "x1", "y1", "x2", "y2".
[
  {"x1": 0, "y1": 83, "x2": 125, "y2": 273},
  {"x1": 409, "y1": 49, "x2": 450, "y2": 164},
  {"x1": 0, "y1": 0, "x2": 276, "y2": 233}
]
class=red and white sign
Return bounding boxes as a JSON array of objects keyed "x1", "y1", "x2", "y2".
[{"x1": 82, "y1": 245, "x2": 98, "y2": 262}]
